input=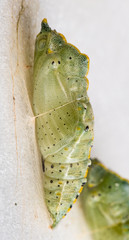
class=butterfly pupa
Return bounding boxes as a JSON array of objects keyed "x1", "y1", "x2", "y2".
[
  {"x1": 81, "y1": 159, "x2": 129, "y2": 240},
  {"x1": 32, "y1": 18, "x2": 94, "y2": 227}
]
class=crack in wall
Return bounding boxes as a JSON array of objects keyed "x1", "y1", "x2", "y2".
[{"x1": 11, "y1": 0, "x2": 25, "y2": 185}]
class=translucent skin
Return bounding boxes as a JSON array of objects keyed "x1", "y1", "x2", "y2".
[
  {"x1": 81, "y1": 159, "x2": 129, "y2": 240},
  {"x1": 33, "y1": 19, "x2": 94, "y2": 227}
]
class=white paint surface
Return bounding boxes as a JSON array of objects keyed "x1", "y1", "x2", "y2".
[{"x1": 0, "y1": 0, "x2": 129, "y2": 239}]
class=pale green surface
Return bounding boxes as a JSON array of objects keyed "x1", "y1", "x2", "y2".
[
  {"x1": 33, "y1": 20, "x2": 94, "y2": 227},
  {"x1": 81, "y1": 159, "x2": 129, "y2": 240}
]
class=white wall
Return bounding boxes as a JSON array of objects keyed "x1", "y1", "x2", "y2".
[{"x1": 0, "y1": 0, "x2": 129, "y2": 239}]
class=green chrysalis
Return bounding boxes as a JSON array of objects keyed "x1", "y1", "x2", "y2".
[
  {"x1": 32, "y1": 19, "x2": 94, "y2": 227},
  {"x1": 81, "y1": 159, "x2": 129, "y2": 239}
]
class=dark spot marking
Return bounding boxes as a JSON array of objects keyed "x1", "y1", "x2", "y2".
[
  {"x1": 50, "y1": 180, "x2": 53, "y2": 183},
  {"x1": 77, "y1": 163, "x2": 79, "y2": 165},
  {"x1": 51, "y1": 164, "x2": 54, "y2": 168},
  {"x1": 85, "y1": 126, "x2": 89, "y2": 132},
  {"x1": 76, "y1": 80, "x2": 78, "y2": 82},
  {"x1": 66, "y1": 181, "x2": 69, "y2": 184},
  {"x1": 15, "y1": 203, "x2": 17, "y2": 206},
  {"x1": 98, "y1": 193, "x2": 101, "y2": 196},
  {"x1": 51, "y1": 172, "x2": 53, "y2": 174},
  {"x1": 48, "y1": 200, "x2": 50, "y2": 203},
  {"x1": 108, "y1": 185, "x2": 112, "y2": 189},
  {"x1": 76, "y1": 194, "x2": 79, "y2": 199},
  {"x1": 53, "y1": 144, "x2": 55, "y2": 146},
  {"x1": 70, "y1": 164, "x2": 72, "y2": 167},
  {"x1": 70, "y1": 205, "x2": 72, "y2": 208},
  {"x1": 59, "y1": 170, "x2": 62, "y2": 172},
  {"x1": 52, "y1": 61, "x2": 54, "y2": 64},
  {"x1": 51, "y1": 133, "x2": 53, "y2": 135},
  {"x1": 69, "y1": 57, "x2": 72, "y2": 59},
  {"x1": 42, "y1": 159, "x2": 45, "y2": 172},
  {"x1": 58, "y1": 61, "x2": 60, "y2": 64},
  {"x1": 49, "y1": 192, "x2": 52, "y2": 194},
  {"x1": 58, "y1": 185, "x2": 60, "y2": 187},
  {"x1": 82, "y1": 182, "x2": 86, "y2": 186}
]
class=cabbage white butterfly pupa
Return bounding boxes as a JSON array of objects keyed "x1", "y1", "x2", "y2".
[{"x1": 32, "y1": 19, "x2": 94, "y2": 227}]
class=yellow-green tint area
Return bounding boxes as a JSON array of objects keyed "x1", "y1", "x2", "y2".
[
  {"x1": 81, "y1": 159, "x2": 129, "y2": 239},
  {"x1": 32, "y1": 19, "x2": 94, "y2": 227},
  {"x1": 35, "y1": 102, "x2": 78, "y2": 158},
  {"x1": 33, "y1": 19, "x2": 89, "y2": 116},
  {"x1": 44, "y1": 176, "x2": 86, "y2": 228},
  {"x1": 44, "y1": 160, "x2": 90, "y2": 180}
]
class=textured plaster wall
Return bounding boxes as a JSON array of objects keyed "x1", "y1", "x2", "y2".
[{"x1": 0, "y1": 0, "x2": 129, "y2": 240}]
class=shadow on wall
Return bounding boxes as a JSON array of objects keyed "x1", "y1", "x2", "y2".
[
  {"x1": 11, "y1": 0, "x2": 39, "y2": 107},
  {"x1": 9, "y1": 0, "x2": 49, "y2": 230}
]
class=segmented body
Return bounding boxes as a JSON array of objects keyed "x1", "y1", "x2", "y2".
[
  {"x1": 81, "y1": 159, "x2": 129, "y2": 240},
  {"x1": 32, "y1": 19, "x2": 94, "y2": 227}
]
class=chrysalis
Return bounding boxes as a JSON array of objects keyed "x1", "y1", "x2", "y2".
[
  {"x1": 32, "y1": 19, "x2": 94, "y2": 227},
  {"x1": 81, "y1": 159, "x2": 129, "y2": 239}
]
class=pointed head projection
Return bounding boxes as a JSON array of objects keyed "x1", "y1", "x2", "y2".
[
  {"x1": 41, "y1": 18, "x2": 51, "y2": 33},
  {"x1": 34, "y1": 18, "x2": 89, "y2": 77}
]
